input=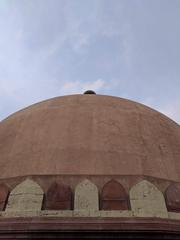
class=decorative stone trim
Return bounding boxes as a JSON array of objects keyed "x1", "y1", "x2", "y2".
[
  {"x1": 1, "y1": 178, "x2": 180, "y2": 221},
  {"x1": 130, "y1": 180, "x2": 168, "y2": 218},
  {"x1": 5, "y1": 179, "x2": 44, "y2": 212},
  {"x1": 74, "y1": 179, "x2": 99, "y2": 211}
]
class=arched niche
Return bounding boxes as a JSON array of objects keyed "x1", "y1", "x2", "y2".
[
  {"x1": 6, "y1": 179, "x2": 44, "y2": 211},
  {"x1": 74, "y1": 179, "x2": 99, "y2": 211},
  {"x1": 130, "y1": 180, "x2": 168, "y2": 218},
  {"x1": 44, "y1": 182, "x2": 72, "y2": 210},
  {"x1": 165, "y1": 183, "x2": 180, "y2": 212},
  {"x1": 101, "y1": 179, "x2": 130, "y2": 210},
  {"x1": 0, "y1": 184, "x2": 9, "y2": 211}
]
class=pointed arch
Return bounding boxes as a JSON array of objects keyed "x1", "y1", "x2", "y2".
[
  {"x1": 74, "y1": 179, "x2": 99, "y2": 211},
  {"x1": 101, "y1": 180, "x2": 130, "y2": 210},
  {"x1": 44, "y1": 182, "x2": 72, "y2": 210},
  {"x1": 6, "y1": 179, "x2": 44, "y2": 211},
  {"x1": 165, "y1": 183, "x2": 180, "y2": 212},
  {"x1": 0, "y1": 184, "x2": 9, "y2": 211},
  {"x1": 130, "y1": 180, "x2": 167, "y2": 217}
]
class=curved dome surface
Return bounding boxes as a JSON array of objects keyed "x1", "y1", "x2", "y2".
[{"x1": 0, "y1": 94, "x2": 180, "y2": 180}]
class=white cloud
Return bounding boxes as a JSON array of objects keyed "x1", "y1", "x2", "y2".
[
  {"x1": 61, "y1": 79, "x2": 106, "y2": 95},
  {"x1": 82, "y1": 79, "x2": 105, "y2": 92}
]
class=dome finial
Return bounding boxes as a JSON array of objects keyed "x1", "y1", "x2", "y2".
[{"x1": 83, "y1": 90, "x2": 96, "y2": 94}]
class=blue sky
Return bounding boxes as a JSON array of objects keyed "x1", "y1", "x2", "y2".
[{"x1": 0, "y1": 0, "x2": 180, "y2": 123}]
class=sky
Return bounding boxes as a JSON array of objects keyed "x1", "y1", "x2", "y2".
[{"x1": 0, "y1": 0, "x2": 179, "y2": 124}]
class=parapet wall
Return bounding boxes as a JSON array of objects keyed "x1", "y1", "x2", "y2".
[{"x1": 0, "y1": 176, "x2": 180, "y2": 220}]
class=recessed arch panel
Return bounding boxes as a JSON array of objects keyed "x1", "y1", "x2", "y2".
[
  {"x1": 0, "y1": 184, "x2": 9, "y2": 211},
  {"x1": 44, "y1": 182, "x2": 72, "y2": 210},
  {"x1": 165, "y1": 183, "x2": 180, "y2": 212},
  {"x1": 101, "y1": 180, "x2": 129, "y2": 210}
]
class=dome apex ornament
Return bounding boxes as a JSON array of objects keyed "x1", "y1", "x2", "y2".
[{"x1": 83, "y1": 90, "x2": 96, "y2": 94}]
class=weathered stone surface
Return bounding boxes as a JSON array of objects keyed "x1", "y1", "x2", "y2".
[
  {"x1": 2, "y1": 208, "x2": 180, "y2": 219},
  {"x1": 40, "y1": 210, "x2": 73, "y2": 217},
  {"x1": 3, "y1": 210, "x2": 40, "y2": 217},
  {"x1": 130, "y1": 180, "x2": 168, "y2": 218},
  {"x1": 165, "y1": 183, "x2": 180, "y2": 212},
  {"x1": 0, "y1": 184, "x2": 9, "y2": 211},
  {"x1": 73, "y1": 210, "x2": 100, "y2": 217},
  {"x1": 44, "y1": 182, "x2": 72, "y2": 210},
  {"x1": 168, "y1": 212, "x2": 180, "y2": 220},
  {"x1": 6, "y1": 179, "x2": 44, "y2": 212},
  {"x1": 101, "y1": 180, "x2": 129, "y2": 210},
  {"x1": 74, "y1": 179, "x2": 99, "y2": 211},
  {"x1": 100, "y1": 210, "x2": 132, "y2": 217},
  {"x1": 2, "y1": 210, "x2": 73, "y2": 218}
]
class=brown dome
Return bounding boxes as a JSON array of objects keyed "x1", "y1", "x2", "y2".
[{"x1": 0, "y1": 94, "x2": 180, "y2": 181}]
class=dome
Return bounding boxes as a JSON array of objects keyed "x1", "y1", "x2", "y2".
[
  {"x1": 0, "y1": 94, "x2": 180, "y2": 181},
  {"x1": 1, "y1": 93, "x2": 180, "y2": 238}
]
